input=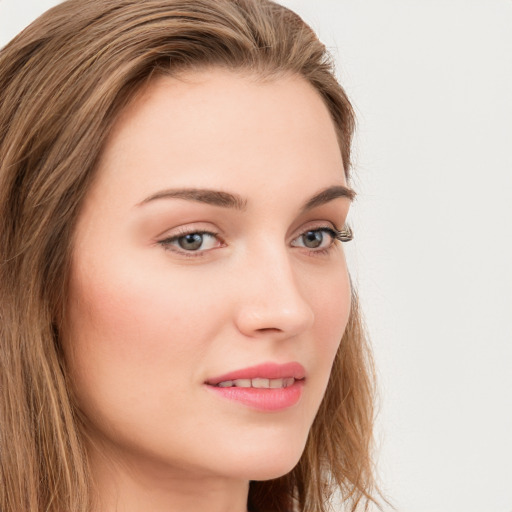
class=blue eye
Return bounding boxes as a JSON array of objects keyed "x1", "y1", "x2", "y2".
[
  {"x1": 292, "y1": 228, "x2": 335, "y2": 250},
  {"x1": 159, "y1": 231, "x2": 221, "y2": 253},
  {"x1": 177, "y1": 233, "x2": 205, "y2": 251},
  {"x1": 158, "y1": 225, "x2": 353, "y2": 256},
  {"x1": 291, "y1": 226, "x2": 353, "y2": 250}
]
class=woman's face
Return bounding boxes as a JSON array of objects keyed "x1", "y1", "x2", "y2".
[{"x1": 65, "y1": 69, "x2": 352, "y2": 483}]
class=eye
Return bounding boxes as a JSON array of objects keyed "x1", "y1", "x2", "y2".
[
  {"x1": 158, "y1": 230, "x2": 222, "y2": 254},
  {"x1": 291, "y1": 226, "x2": 353, "y2": 250},
  {"x1": 291, "y1": 227, "x2": 336, "y2": 250},
  {"x1": 292, "y1": 228, "x2": 334, "y2": 250}
]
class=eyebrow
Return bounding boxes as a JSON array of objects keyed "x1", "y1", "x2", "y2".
[
  {"x1": 138, "y1": 184, "x2": 355, "y2": 211},
  {"x1": 139, "y1": 188, "x2": 248, "y2": 210},
  {"x1": 300, "y1": 185, "x2": 356, "y2": 212}
]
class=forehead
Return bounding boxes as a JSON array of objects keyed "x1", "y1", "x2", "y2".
[{"x1": 89, "y1": 68, "x2": 346, "y2": 209}]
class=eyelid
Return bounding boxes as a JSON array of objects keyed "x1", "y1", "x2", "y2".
[
  {"x1": 289, "y1": 223, "x2": 353, "y2": 256},
  {"x1": 155, "y1": 221, "x2": 353, "y2": 258},
  {"x1": 156, "y1": 226, "x2": 225, "y2": 257},
  {"x1": 290, "y1": 220, "x2": 353, "y2": 243}
]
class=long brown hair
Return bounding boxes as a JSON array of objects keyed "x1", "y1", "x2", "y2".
[{"x1": 0, "y1": 1, "x2": 377, "y2": 510}]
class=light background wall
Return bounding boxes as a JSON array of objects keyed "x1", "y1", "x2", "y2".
[{"x1": 1, "y1": 1, "x2": 511, "y2": 511}]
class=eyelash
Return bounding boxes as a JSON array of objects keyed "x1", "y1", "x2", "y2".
[
  {"x1": 297, "y1": 226, "x2": 353, "y2": 257},
  {"x1": 157, "y1": 225, "x2": 353, "y2": 258},
  {"x1": 158, "y1": 228, "x2": 221, "y2": 258}
]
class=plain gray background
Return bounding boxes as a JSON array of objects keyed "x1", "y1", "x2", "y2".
[{"x1": 1, "y1": 1, "x2": 511, "y2": 511}]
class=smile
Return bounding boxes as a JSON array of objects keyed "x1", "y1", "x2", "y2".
[
  {"x1": 206, "y1": 361, "x2": 306, "y2": 385},
  {"x1": 215, "y1": 377, "x2": 297, "y2": 388},
  {"x1": 205, "y1": 362, "x2": 306, "y2": 411}
]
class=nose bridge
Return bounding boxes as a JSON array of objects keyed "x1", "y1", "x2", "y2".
[{"x1": 234, "y1": 238, "x2": 315, "y2": 338}]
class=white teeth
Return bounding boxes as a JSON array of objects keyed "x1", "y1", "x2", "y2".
[
  {"x1": 252, "y1": 378, "x2": 270, "y2": 388},
  {"x1": 233, "y1": 379, "x2": 252, "y2": 388},
  {"x1": 216, "y1": 378, "x2": 296, "y2": 389},
  {"x1": 269, "y1": 378, "x2": 283, "y2": 389}
]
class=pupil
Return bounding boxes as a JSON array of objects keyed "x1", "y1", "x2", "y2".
[
  {"x1": 179, "y1": 233, "x2": 203, "y2": 250},
  {"x1": 303, "y1": 231, "x2": 322, "y2": 248}
]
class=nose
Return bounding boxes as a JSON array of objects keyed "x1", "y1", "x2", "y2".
[{"x1": 233, "y1": 246, "x2": 315, "y2": 339}]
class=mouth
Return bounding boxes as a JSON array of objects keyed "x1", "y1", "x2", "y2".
[
  {"x1": 206, "y1": 361, "x2": 306, "y2": 386},
  {"x1": 214, "y1": 377, "x2": 297, "y2": 389},
  {"x1": 205, "y1": 362, "x2": 306, "y2": 411}
]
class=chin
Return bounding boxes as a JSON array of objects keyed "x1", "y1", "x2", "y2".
[
  {"x1": 247, "y1": 456, "x2": 302, "y2": 482},
  {"x1": 218, "y1": 427, "x2": 309, "y2": 482}
]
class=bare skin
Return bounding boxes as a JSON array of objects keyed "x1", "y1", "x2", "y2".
[{"x1": 64, "y1": 68, "x2": 352, "y2": 512}]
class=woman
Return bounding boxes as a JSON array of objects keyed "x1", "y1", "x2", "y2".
[{"x1": 0, "y1": 1, "x2": 377, "y2": 511}]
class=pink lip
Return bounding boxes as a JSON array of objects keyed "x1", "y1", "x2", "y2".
[
  {"x1": 206, "y1": 361, "x2": 306, "y2": 386},
  {"x1": 205, "y1": 362, "x2": 306, "y2": 412}
]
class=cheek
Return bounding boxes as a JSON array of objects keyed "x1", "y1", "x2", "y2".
[
  {"x1": 63, "y1": 253, "x2": 225, "y2": 425},
  {"x1": 311, "y1": 258, "x2": 351, "y2": 331},
  {"x1": 305, "y1": 261, "x2": 351, "y2": 381},
  {"x1": 61, "y1": 240, "x2": 352, "y2": 480},
  {"x1": 67, "y1": 255, "x2": 220, "y2": 358}
]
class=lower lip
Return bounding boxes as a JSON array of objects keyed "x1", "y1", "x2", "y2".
[{"x1": 206, "y1": 380, "x2": 304, "y2": 412}]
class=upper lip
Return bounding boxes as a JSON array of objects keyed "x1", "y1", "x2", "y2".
[{"x1": 206, "y1": 361, "x2": 306, "y2": 386}]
